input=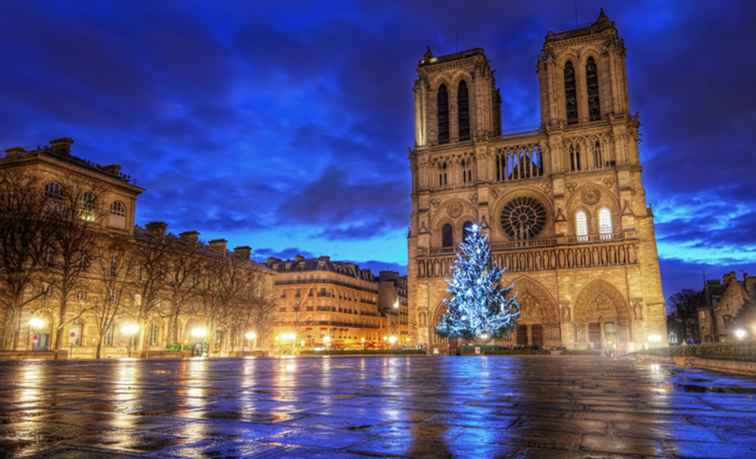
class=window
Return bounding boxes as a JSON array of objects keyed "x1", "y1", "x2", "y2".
[
  {"x1": 586, "y1": 57, "x2": 601, "y2": 121},
  {"x1": 44, "y1": 181, "x2": 63, "y2": 199},
  {"x1": 438, "y1": 162, "x2": 448, "y2": 187},
  {"x1": 569, "y1": 144, "x2": 581, "y2": 172},
  {"x1": 442, "y1": 223, "x2": 453, "y2": 248},
  {"x1": 462, "y1": 221, "x2": 474, "y2": 243},
  {"x1": 500, "y1": 197, "x2": 546, "y2": 240},
  {"x1": 110, "y1": 201, "x2": 127, "y2": 216},
  {"x1": 575, "y1": 211, "x2": 588, "y2": 242},
  {"x1": 592, "y1": 140, "x2": 603, "y2": 169},
  {"x1": 437, "y1": 84, "x2": 449, "y2": 144},
  {"x1": 461, "y1": 159, "x2": 473, "y2": 184},
  {"x1": 458, "y1": 80, "x2": 470, "y2": 141},
  {"x1": 598, "y1": 208, "x2": 613, "y2": 240},
  {"x1": 564, "y1": 61, "x2": 578, "y2": 124},
  {"x1": 80, "y1": 192, "x2": 96, "y2": 221},
  {"x1": 148, "y1": 323, "x2": 160, "y2": 346}
]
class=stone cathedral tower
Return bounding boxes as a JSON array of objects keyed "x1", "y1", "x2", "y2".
[{"x1": 407, "y1": 10, "x2": 667, "y2": 351}]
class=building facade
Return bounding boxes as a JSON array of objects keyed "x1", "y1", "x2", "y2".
[
  {"x1": 265, "y1": 257, "x2": 409, "y2": 351},
  {"x1": 698, "y1": 272, "x2": 756, "y2": 343},
  {"x1": 408, "y1": 10, "x2": 667, "y2": 351},
  {"x1": 0, "y1": 138, "x2": 275, "y2": 358}
]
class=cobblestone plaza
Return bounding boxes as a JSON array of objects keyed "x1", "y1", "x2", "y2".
[{"x1": 1, "y1": 356, "x2": 755, "y2": 458}]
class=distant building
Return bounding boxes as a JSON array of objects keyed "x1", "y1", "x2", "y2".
[
  {"x1": 265, "y1": 256, "x2": 410, "y2": 350},
  {"x1": 699, "y1": 272, "x2": 756, "y2": 342}
]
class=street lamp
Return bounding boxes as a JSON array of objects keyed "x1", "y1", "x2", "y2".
[
  {"x1": 388, "y1": 335, "x2": 398, "y2": 346},
  {"x1": 29, "y1": 317, "x2": 46, "y2": 330},
  {"x1": 734, "y1": 328, "x2": 747, "y2": 341},
  {"x1": 121, "y1": 322, "x2": 139, "y2": 358},
  {"x1": 393, "y1": 299, "x2": 399, "y2": 310},
  {"x1": 323, "y1": 335, "x2": 332, "y2": 349},
  {"x1": 244, "y1": 330, "x2": 257, "y2": 352},
  {"x1": 190, "y1": 327, "x2": 207, "y2": 339}
]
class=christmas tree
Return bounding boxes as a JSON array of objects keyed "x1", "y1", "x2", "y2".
[{"x1": 436, "y1": 222, "x2": 520, "y2": 340}]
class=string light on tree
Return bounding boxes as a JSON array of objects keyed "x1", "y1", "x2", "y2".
[{"x1": 436, "y1": 222, "x2": 520, "y2": 340}]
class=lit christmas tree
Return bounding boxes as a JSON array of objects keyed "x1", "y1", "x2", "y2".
[{"x1": 436, "y1": 222, "x2": 520, "y2": 340}]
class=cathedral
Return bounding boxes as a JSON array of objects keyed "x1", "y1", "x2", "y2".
[{"x1": 407, "y1": 10, "x2": 667, "y2": 351}]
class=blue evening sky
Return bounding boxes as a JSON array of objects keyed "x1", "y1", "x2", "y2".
[{"x1": 2, "y1": 0, "x2": 755, "y2": 298}]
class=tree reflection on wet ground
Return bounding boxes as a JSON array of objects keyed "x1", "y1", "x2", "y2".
[{"x1": 0, "y1": 356, "x2": 755, "y2": 458}]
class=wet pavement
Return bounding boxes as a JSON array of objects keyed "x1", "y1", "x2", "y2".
[{"x1": 0, "y1": 356, "x2": 755, "y2": 458}]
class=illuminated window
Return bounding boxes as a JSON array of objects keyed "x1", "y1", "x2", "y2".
[
  {"x1": 564, "y1": 61, "x2": 578, "y2": 124},
  {"x1": 586, "y1": 57, "x2": 601, "y2": 121},
  {"x1": 458, "y1": 80, "x2": 470, "y2": 141},
  {"x1": 80, "y1": 192, "x2": 96, "y2": 221},
  {"x1": 575, "y1": 210, "x2": 588, "y2": 242},
  {"x1": 442, "y1": 223, "x2": 453, "y2": 248},
  {"x1": 599, "y1": 208, "x2": 613, "y2": 239},
  {"x1": 437, "y1": 84, "x2": 449, "y2": 144}
]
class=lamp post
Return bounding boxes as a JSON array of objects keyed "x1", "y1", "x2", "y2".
[
  {"x1": 190, "y1": 326, "x2": 208, "y2": 356},
  {"x1": 734, "y1": 328, "x2": 747, "y2": 341},
  {"x1": 121, "y1": 322, "x2": 139, "y2": 358},
  {"x1": 323, "y1": 335, "x2": 332, "y2": 350}
]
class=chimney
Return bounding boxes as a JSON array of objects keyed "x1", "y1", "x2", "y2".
[
  {"x1": 145, "y1": 221, "x2": 167, "y2": 236},
  {"x1": 179, "y1": 230, "x2": 200, "y2": 243},
  {"x1": 234, "y1": 246, "x2": 252, "y2": 260},
  {"x1": 209, "y1": 239, "x2": 227, "y2": 252},
  {"x1": 4, "y1": 147, "x2": 26, "y2": 159},
  {"x1": 49, "y1": 137, "x2": 74, "y2": 155},
  {"x1": 102, "y1": 164, "x2": 122, "y2": 176}
]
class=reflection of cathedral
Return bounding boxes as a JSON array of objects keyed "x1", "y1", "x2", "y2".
[{"x1": 407, "y1": 10, "x2": 667, "y2": 351}]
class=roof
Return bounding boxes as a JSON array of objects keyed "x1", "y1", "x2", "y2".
[
  {"x1": 418, "y1": 47, "x2": 487, "y2": 68},
  {"x1": 265, "y1": 256, "x2": 376, "y2": 282},
  {"x1": 544, "y1": 9, "x2": 616, "y2": 44}
]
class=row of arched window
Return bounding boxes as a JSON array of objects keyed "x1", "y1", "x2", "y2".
[
  {"x1": 575, "y1": 208, "x2": 613, "y2": 241},
  {"x1": 44, "y1": 181, "x2": 128, "y2": 220},
  {"x1": 564, "y1": 57, "x2": 601, "y2": 124},
  {"x1": 437, "y1": 80, "x2": 471, "y2": 144}
]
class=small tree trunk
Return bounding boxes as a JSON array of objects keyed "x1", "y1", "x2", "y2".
[
  {"x1": 54, "y1": 296, "x2": 69, "y2": 351},
  {"x1": 95, "y1": 336, "x2": 103, "y2": 359}
]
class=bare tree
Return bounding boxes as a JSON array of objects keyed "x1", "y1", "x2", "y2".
[
  {"x1": 239, "y1": 270, "x2": 276, "y2": 350},
  {"x1": 132, "y1": 228, "x2": 170, "y2": 354},
  {"x1": 201, "y1": 252, "x2": 247, "y2": 354},
  {"x1": 91, "y1": 235, "x2": 138, "y2": 359},
  {"x1": 0, "y1": 171, "x2": 58, "y2": 349},
  {"x1": 46, "y1": 180, "x2": 103, "y2": 351},
  {"x1": 164, "y1": 240, "x2": 204, "y2": 346},
  {"x1": 667, "y1": 289, "x2": 703, "y2": 344}
]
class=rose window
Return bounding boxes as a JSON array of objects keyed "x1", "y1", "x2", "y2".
[{"x1": 500, "y1": 197, "x2": 546, "y2": 240}]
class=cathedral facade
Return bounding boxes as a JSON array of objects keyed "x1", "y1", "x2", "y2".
[{"x1": 407, "y1": 11, "x2": 667, "y2": 351}]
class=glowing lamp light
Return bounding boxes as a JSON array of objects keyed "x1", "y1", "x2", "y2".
[
  {"x1": 360, "y1": 337, "x2": 366, "y2": 342},
  {"x1": 244, "y1": 331, "x2": 257, "y2": 341},
  {"x1": 279, "y1": 332, "x2": 296, "y2": 343},
  {"x1": 29, "y1": 317, "x2": 46, "y2": 330},
  {"x1": 121, "y1": 322, "x2": 139, "y2": 336},
  {"x1": 479, "y1": 333, "x2": 490, "y2": 341},
  {"x1": 190, "y1": 327, "x2": 207, "y2": 339},
  {"x1": 393, "y1": 299, "x2": 399, "y2": 310},
  {"x1": 734, "y1": 328, "x2": 747, "y2": 340},
  {"x1": 323, "y1": 335, "x2": 332, "y2": 345},
  {"x1": 647, "y1": 334, "x2": 662, "y2": 344},
  {"x1": 388, "y1": 335, "x2": 398, "y2": 345}
]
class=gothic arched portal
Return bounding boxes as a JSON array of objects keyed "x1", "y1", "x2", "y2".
[{"x1": 573, "y1": 280, "x2": 632, "y2": 351}]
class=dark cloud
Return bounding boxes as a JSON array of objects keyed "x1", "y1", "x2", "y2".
[{"x1": 278, "y1": 166, "x2": 409, "y2": 233}]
